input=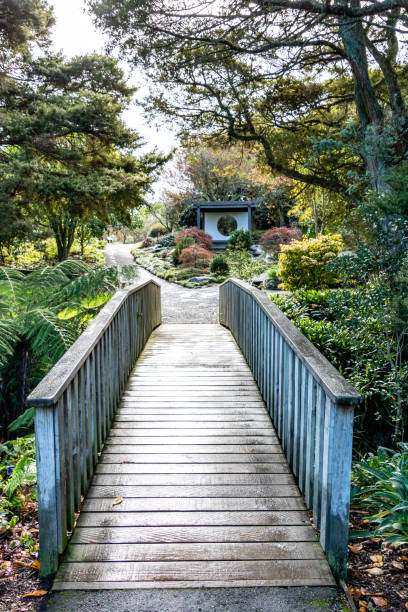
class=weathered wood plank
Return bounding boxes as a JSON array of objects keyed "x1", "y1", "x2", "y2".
[
  {"x1": 99, "y1": 453, "x2": 287, "y2": 464},
  {"x1": 102, "y1": 444, "x2": 281, "y2": 454},
  {"x1": 105, "y1": 436, "x2": 279, "y2": 445},
  {"x1": 54, "y1": 560, "x2": 335, "y2": 585},
  {"x1": 108, "y1": 427, "x2": 275, "y2": 436},
  {"x1": 85, "y1": 485, "x2": 301, "y2": 498},
  {"x1": 70, "y1": 524, "x2": 318, "y2": 545},
  {"x1": 90, "y1": 473, "x2": 295, "y2": 486},
  {"x1": 66, "y1": 541, "x2": 325, "y2": 562},
  {"x1": 95, "y1": 462, "x2": 289, "y2": 474},
  {"x1": 82, "y1": 497, "x2": 304, "y2": 512}
]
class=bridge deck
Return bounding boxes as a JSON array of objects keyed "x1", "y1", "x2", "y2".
[{"x1": 53, "y1": 324, "x2": 334, "y2": 589}]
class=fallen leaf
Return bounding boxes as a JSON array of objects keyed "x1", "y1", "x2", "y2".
[
  {"x1": 358, "y1": 601, "x2": 368, "y2": 608},
  {"x1": 371, "y1": 597, "x2": 387, "y2": 608},
  {"x1": 365, "y1": 567, "x2": 384, "y2": 575},
  {"x1": 402, "y1": 555, "x2": 408, "y2": 561},
  {"x1": 369, "y1": 554, "x2": 383, "y2": 565},
  {"x1": 405, "y1": 604, "x2": 408, "y2": 610},
  {"x1": 22, "y1": 590, "x2": 48, "y2": 598},
  {"x1": 31, "y1": 560, "x2": 40, "y2": 570},
  {"x1": 391, "y1": 561, "x2": 404, "y2": 570},
  {"x1": 13, "y1": 560, "x2": 31, "y2": 568},
  {"x1": 112, "y1": 497, "x2": 123, "y2": 506},
  {"x1": 349, "y1": 544, "x2": 363, "y2": 554},
  {"x1": 0, "y1": 574, "x2": 17, "y2": 582}
]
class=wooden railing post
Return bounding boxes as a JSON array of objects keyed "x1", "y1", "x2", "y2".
[
  {"x1": 28, "y1": 280, "x2": 161, "y2": 577},
  {"x1": 219, "y1": 278, "x2": 360, "y2": 580}
]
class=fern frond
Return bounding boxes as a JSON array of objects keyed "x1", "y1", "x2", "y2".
[
  {"x1": 0, "y1": 267, "x2": 25, "y2": 307},
  {"x1": 25, "y1": 309, "x2": 79, "y2": 364},
  {"x1": 0, "y1": 319, "x2": 20, "y2": 369},
  {"x1": 4, "y1": 454, "x2": 36, "y2": 497},
  {"x1": 50, "y1": 266, "x2": 118, "y2": 306},
  {"x1": 53, "y1": 259, "x2": 90, "y2": 276}
]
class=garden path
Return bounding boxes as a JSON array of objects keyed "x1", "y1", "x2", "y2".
[{"x1": 104, "y1": 243, "x2": 219, "y2": 323}]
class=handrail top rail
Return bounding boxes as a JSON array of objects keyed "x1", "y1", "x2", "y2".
[
  {"x1": 27, "y1": 279, "x2": 160, "y2": 408},
  {"x1": 222, "y1": 278, "x2": 360, "y2": 406}
]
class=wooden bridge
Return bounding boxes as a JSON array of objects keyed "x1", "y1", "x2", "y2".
[{"x1": 28, "y1": 279, "x2": 360, "y2": 589}]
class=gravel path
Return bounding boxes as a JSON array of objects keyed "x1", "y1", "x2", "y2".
[{"x1": 104, "y1": 243, "x2": 219, "y2": 324}]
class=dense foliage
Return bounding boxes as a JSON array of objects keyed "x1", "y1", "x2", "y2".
[
  {"x1": 351, "y1": 445, "x2": 408, "y2": 546},
  {"x1": 179, "y1": 246, "x2": 211, "y2": 269},
  {"x1": 0, "y1": 261, "x2": 137, "y2": 439},
  {"x1": 175, "y1": 228, "x2": 213, "y2": 251},
  {"x1": 227, "y1": 230, "x2": 252, "y2": 252},
  {"x1": 259, "y1": 227, "x2": 302, "y2": 253},
  {"x1": 278, "y1": 234, "x2": 343, "y2": 290},
  {"x1": 210, "y1": 254, "x2": 230, "y2": 275},
  {"x1": 270, "y1": 288, "x2": 408, "y2": 449}
]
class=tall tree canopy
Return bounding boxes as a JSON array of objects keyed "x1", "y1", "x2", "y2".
[
  {"x1": 88, "y1": 0, "x2": 408, "y2": 197},
  {"x1": 0, "y1": 52, "x2": 167, "y2": 258}
]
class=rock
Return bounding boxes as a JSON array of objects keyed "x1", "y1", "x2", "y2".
[
  {"x1": 265, "y1": 277, "x2": 279, "y2": 290},
  {"x1": 187, "y1": 276, "x2": 212, "y2": 283},
  {"x1": 251, "y1": 272, "x2": 269, "y2": 287},
  {"x1": 250, "y1": 244, "x2": 264, "y2": 257}
]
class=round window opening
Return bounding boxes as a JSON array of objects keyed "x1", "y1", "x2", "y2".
[{"x1": 217, "y1": 215, "x2": 238, "y2": 237}]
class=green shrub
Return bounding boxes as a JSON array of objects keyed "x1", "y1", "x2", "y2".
[
  {"x1": 225, "y1": 250, "x2": 269, "y2": 281},
  {"x1": 227, "y1": 229, "x2": 252, "y2": 251},
  {"x1": 270, "y1": 288, "x2": 408, "y2": 450},
  {"x1": 278, "y1": 234, "x2": 343, "y2": 289},
  {"x1": 172, "y1": 236, "x2": 195, "y2": 265},
  {"x1": 210, "y1": 254, "x2": 230, "y2": 275},
  {"x1": 149, "y1": 223, "x2": 167, "y2": 237},
  {"x1": 157, "y1": 232, "x2": 177, "y2": 247}
]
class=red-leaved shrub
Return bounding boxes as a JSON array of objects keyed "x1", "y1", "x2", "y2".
[
  {"x1": 176, "y1": 227, "x2": 213, "y2": 250},
  {"x1": 259, "y1": 227, "x2": 302, "y2": 253},
  {"x1": 142, "y1": 236, "x2": 154, "y2": 248},
  {"x1": 179, "y1": 245, "x2": 211, "y2": 269}
]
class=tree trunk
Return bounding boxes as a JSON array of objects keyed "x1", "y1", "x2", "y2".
[{"x1": 337, "y1": 7, "x2": 388, "y2": 191}]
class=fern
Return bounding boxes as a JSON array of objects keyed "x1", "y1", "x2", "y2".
[
  {"x1": 3, "y1": 453, "x2": 36, "y2": 498},
  {"x1": 26, "y1": 309, "x2": 79, "y2": 363}
]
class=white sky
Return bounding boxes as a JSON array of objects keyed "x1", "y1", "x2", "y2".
[{"x1": 49, "y1": 0, "x2": 177, "y2": 161}]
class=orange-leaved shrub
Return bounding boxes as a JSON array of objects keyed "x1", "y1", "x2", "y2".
[
  {"x1": 176, "y1": 227, "x2": 213, "y2": 250},
  {"x1": 259, "y1": 227, "x2": 302, "y2": 253},
  {"x1": 179, "y1": 245, "x2": 211, "y2": 269}
]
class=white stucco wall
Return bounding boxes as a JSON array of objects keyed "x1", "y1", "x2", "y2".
[{"x1": 204, "y1": 211, "x2": 248, "y2": 241}]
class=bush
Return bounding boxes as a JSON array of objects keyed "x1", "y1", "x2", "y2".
[
  {"x1": 142, "y1": 236, "x2": 154, "y2": 248},
  {"x1": 278, "y1": 234, "x2": 343, "y2": 289},
  {"x1": 210, "y1": 254, "x2": 230, "y2": 275},
  {"x1": 225, "y1": 249, "x2": 269, "y2": 281},
  {"x1": 176, "y1": 227, "x2": 213, "y2": 250},
  {"x1": 149, "y1": 223, "x2": 167, "y2": 237},
  {"x1": 227, "y1": 229, "x2": 252, "y2": 251},
  {"x1": 172, "y1": 236, "x2": 195, "y2": 265},
  {"x1": 270, "y1": 287, "x2": 408, "y2": 450},
  {"x1": 259, "y1": 226, "x2": 302, "y2": 253},
  {"x1": 157, "y1": 233, "x2": 177, "y2": 248},
  {"x1": 179, "y1": 245, "x2": 211, "y2": 269}
]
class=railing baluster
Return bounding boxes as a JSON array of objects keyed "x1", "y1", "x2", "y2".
[
  {"x1": 219, "y1": 279, "x2": 359, "y2": 579},
  {"x1": 28, "y1": 281, "x2": 161, "y2": 577}
]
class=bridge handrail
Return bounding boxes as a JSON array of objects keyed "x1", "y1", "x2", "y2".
[
  {"x1": 27, "y1": 280, "x2": 161, "y2": 576},
  {"x1": 219, "y1": 278, "x2": 360, "y2": 578}
]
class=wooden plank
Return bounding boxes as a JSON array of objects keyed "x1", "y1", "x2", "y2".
[
  {"x1": 108, "y1": 427, "x2": 275, "y2": 436},
  {"x1": 99, "y1": 453, "x2": 286, "y2": 464},
  {"x1": 95, "y1": 462, "x2": 289, "y2": 474},
  {"x1": 75, "y1": 510, "x2": 309, "y2": 528},
  {"x1": 65, "y1": 541, "x2": 325, "y2": 562},
  {"x1": 91, "y1": 473, "x2": 295, "y2": 486},
  {"x1": 85, "y1": 485, "x2": 301, "y2": 498},
  {"x1": 54, "y1": 559, "x2": 335, "y2": 585},
  {"x1": 102, "y1": 444, "x2": 281, "y2": 454},
  {"x1": 70, "y1": 524, "x2": 318, "y2": 545},
  {"x1": 54, "y1": 578, "x2": 335, "y2": 589},
  {"x1": 105, "y1": 436, "x2": 279, "y2": 445},
  {"x1": 82, "y1": 497, "x2": 304, "y2": 512}
]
